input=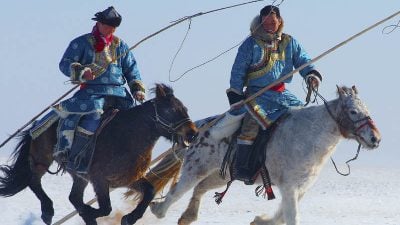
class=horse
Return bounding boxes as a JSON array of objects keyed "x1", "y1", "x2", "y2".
[
  {"x1": 143, "y1": 85, "x2": 381, "y2": 225},
  {"x1": 0, "y1": 84, "x2": 198, "y2": 225}
]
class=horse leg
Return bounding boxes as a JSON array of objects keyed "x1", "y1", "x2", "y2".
[
  {"x1": 69, "y1": 175, "x2": 97, "y2": 225},
  {"x1": 251, "y1": 187, "x2": 300, "y2": 225},
  {"x1": 121, "y1": 178, "x2": 155, "y2": 225},
  {"x1": 29, "y1": 166, "x2": 54, "y2": 225},
  {"x1": 74, "y1": 176, "x2": 112, "y2": 225},
  {"x1": 0, "y1": 131, "x2": 55, "y2": 225},
  {"x1": 150, "y1": 167, "x2": 215, "y2": 219},
  {"x1": 251, "y1": 203, "x2": 284, "y2": 225},
  {"x1": 178, "y1": 171, "x2": 226, "y2": 225},
  {"x1": 91, "y1": 177, "x2": 112, "y2": 220}
]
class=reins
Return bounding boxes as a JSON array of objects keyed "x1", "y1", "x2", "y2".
[{"x1": 330, "y1": 144, "x2": 361, "y2": 176}]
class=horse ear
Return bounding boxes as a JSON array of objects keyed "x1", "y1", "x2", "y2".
[
  {"x1": 155, "y1": 83, "x2": 167, "y2": 98},
  {"x1": 352, "y1": 85, "x2": 358, "y2": 95},
  {"x1": 336, "y1": 85, "x2": 345, "y2": 98},
  {"x1": 155, "y1": 83, "x2": 174, "y2": 99}
]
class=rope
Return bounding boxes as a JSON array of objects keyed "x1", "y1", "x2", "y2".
[
  {"x1": 330, "y1": 144, "x2": 362, "y2": 176},
  {"x1": 169, "y1": 0, "x2": 286, "y2": 82},
  {"x1": 382, "y1": 18, "x2": 400, "y2": 34}
]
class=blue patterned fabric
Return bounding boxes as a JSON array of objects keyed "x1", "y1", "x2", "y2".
[
  {"x1": 229, "y1": 34, "x2": 316, "y2": 129},
  {"x1": 54, "y1": 33, "x2": 143, "y2": 154}
]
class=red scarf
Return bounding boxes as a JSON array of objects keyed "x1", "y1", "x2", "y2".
[{"x1": 91, "y1": 25, "x2": 114, "y2": 52}]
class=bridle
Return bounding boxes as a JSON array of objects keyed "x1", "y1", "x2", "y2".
[
  {"x1": 314, "y1": 91, "x2": 374, "y2": 139},
  {"x1": 313, "y1": 90, "x2": 375, "y2": 176},
  {"x1": 151, "y1": 100, "x2": 193, "y2": 134}
]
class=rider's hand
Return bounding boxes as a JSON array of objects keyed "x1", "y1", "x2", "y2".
[
  {"x1": 230, "y1": 100, "x2": 244, "y2": 110},
  {"x1": 307, "y1": 76, "x2": 320, "y2": 90},
  {"x1": 305, "y1": 70, "x2": 322, "y2": 90},
  {"x1": 133, "y1": 91, "x2": 146, "y2": 103},
  {"x1": 82, "y1": 69, "x2": 95, "y2": 81}
]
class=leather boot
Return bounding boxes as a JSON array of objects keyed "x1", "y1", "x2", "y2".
[
  {"x1": 233, "y1": 144, "x2": 253, "y2": 182},
  {"x1": 67, "y1": 132, "x2": 92, "y2": 173}
]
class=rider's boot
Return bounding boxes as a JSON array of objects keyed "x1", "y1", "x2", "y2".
[
  {"x1": 66, "y1": 131, "x2": 92, "y2": 173},
  {"x1": 232, "y1": 144, "x2": 253, "y2": 183}
]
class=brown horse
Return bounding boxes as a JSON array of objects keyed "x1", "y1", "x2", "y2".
[{"x1": 0, "y1": 84, "x2": 198, "y2": 225}]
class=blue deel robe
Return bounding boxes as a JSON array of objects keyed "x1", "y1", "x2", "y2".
[
  {"x1": 55, "y1": 33, "x2": 143, "y2": 153},
  {"x1": 229, "y1": 33, "x2": 316, "y2": 129}
]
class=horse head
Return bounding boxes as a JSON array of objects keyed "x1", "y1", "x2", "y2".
[
  {"x1": 334, "y1": 85, "x2": 381, "y2": 149},
  {"x1": 150, "y1": 83, "x2": 198, "y2": 146}
]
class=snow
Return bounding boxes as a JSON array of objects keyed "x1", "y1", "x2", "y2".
[{"x1": 1, "y1": 155, "x2": 399, "y2": 225}]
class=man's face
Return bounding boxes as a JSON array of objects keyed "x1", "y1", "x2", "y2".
[
  {"x1": 261, "y1": 13, "x2": 281, "y2": 34},
  {"x1": 97, "y1": 22, "x2": 116, "y2": 37}
]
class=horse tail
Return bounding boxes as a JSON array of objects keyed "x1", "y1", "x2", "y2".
[
  {"x1": 126, "y1": 150, "x2": 183, "y2": 198},
  {"x1": 146, "y1": 159, "x2": 182, "y2": 194},
  {"x1": 0, "y1": 131, "x2": 32, "y2": 197}
]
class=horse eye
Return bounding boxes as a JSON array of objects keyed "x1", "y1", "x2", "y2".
[{"x1": 350, "y1": 110, "x2": 357, "y2": 115}]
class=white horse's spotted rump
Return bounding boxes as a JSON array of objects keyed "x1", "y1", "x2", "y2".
[{"x1": 150, "y1": 86, "x2": 381, "y2": 225}]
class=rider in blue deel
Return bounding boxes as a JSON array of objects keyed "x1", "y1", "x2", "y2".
[
  {"x1": 54, "y1": 6, "x2": 146, "y2": 172},
  {"x1": 226, "y1": 5, "x2": 322, "y2": 182}
]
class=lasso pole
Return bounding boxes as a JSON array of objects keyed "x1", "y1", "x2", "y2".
[{"x1": 0, "y1": 0, "x2": 266, "y2": 149}]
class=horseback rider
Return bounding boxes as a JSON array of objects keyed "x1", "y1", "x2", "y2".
[
  {"x1": 226, "y1": 5, "x2": 322, "y2": 182},
  {"x1": 54, "y1": 6, "x2": 146, "y2": 172}
]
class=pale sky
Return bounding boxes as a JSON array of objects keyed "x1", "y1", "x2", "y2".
[{"x1": 1, "y1": 0, "x2": 399, "y2": 168}]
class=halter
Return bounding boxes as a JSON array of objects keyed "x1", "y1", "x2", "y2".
[{"x1": 151, "y1": 100, "x2": 192, "y2": 134}]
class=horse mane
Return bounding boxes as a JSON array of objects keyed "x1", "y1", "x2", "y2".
[
  {"x1": 149, "y1": 83, "x2": 188, "y2": 114},
  {"x1": 150, "y1": 83, "x2": 174, "y2": 98}
]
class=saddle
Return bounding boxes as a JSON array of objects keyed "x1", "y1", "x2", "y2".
[
  {"x1": 67, "y1": 109, "x2": 119, "y2": 173},
  {"x1": 30, "y1": 108, "x2": 119, "y2": 173},
  {"x1": 215, "y1": 113, "x2": 290, "y2": 204}
]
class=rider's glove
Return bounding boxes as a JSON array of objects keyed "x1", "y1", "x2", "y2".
[{"x1": 305, "y1": 70, "x2": 322, "y2": 90}]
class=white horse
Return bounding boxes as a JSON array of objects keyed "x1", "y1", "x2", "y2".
[{"x1": 144, "y1": 86, "x2": 381, "y2": 225}]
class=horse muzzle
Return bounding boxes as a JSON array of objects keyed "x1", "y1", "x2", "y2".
[
  {"x1": 178, "y1": 123, "x2": 199, "y2": 147},
  {"x1": 359, "y1": 129, "x2": 381, "y2": 149}
]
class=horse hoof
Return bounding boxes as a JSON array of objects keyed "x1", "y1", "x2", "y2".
[
  {"x1": 121, "y1": 215, "x2": 131, "y2": 225},
  {"x1": 84, "y1": 220, "x2": 98, "y2": 225},
  {"x1": 41, "y1": 213, "x2": 53, "y2": 225},
  {"x1": 251, "y1": 214, "x2": 271, "y2": 225},
  {"x1": 149, "y1": 202, "x2": 166, "y2": 218},
  {"x1": 82, "y1": 216, "x2": 98, "y2": 225}
]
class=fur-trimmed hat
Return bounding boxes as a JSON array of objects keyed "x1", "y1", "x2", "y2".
[
  {"x1": 92, "y1": 6, "x2": 122, "y2": 27},
  {"x1": 260, "y1": 5, "x2": 280, "y2": 18}
]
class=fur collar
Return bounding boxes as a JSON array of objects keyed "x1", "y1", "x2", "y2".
[{"x1": 250, "y1": 15, "x2": 284, "y2": 43}]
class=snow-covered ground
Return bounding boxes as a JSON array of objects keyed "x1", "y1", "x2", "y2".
[{"x1": 0, "y1": 156, "x2": 399, "y2": 225}]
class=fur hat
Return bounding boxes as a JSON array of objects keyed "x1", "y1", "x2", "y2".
[
  {"x1": 92, "y1": 6, "x2": 122, "y2": 27},
  {"x1": 260, "y1": 5, "x2": 280, "y2": 18}
]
